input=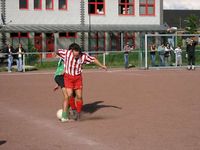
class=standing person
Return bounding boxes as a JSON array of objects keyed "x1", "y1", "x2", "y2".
[
  {"x1": 164, "y1": 43, "x2": 173, "y2": 66},
  {"x1": 56, "y1": 43, "x2": 107, "y2": 122},
  {"x1": 15, "y1": 43, "x2": 25, "y2": 72},
  {"x1": 157, "y1": 43, "x2": 165, "y2": 66},
  {"x1": 174, "y1": 46, "x2": 182, "y2": 66},
  {"x1": 150, "y1": 44, "x2": 157, "y2": 66},
  {"x1": 123, "y1": 42, "x2": 133, "y2": 69},
  {"x1": 3, "y1": 44, "x2": 15, "y2": 72},
  {"x1": 186, "y1": 37, "x2": 198, "y2": 70}
]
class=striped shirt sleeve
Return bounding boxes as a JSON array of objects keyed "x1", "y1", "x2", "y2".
[
  {"x1": 57, "y1": 49, "x2": 67, "y2": 59},
  {"x1": 82, "y1": 53, "x2": 95, "y2": 64}
]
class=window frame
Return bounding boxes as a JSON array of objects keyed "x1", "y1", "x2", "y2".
[
  {"x1": 139, "y1": 0, "x2": 155, "y2": 16},
  {"x1": 118, "y1": 0, "x2": 135, "y2": 16},
  {"x1": 19, "y1": 0, "x2": 29, "y2": 10},
  {"x1": 88, "y1": 0, "x2": 105, "y2": 15},
  {"x1": 46, "y1": 0, "x2": 54, "y2": 10},
  {"x1": 34, "y1": 0, "x2": 42, "y2": 10}
]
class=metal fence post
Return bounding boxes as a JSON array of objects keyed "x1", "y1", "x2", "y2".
[
  {"x1": 103, "y1": 52, "x2": 106, "y2": 66},
  {"x1": 23, "y1": 53, "x2": 25, "y2": 72}
]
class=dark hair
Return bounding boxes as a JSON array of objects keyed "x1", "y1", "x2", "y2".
[{"x1": 68, "y1": 43, "x2": 81, "y2": 52}]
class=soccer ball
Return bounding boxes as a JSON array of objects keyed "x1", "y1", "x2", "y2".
[{"x1": 56, "y1": 109, "x2": 63, "y2": 119}]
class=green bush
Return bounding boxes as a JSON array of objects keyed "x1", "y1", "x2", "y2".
[{"x1": 26, "y1": 40, "x2": 40, "y2": 65}]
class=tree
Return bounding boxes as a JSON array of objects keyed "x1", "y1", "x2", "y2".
[{"x1": 185, "y1": 14, "x2": 199, "y2": 34}]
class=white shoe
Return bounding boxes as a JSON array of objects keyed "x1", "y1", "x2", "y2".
[
  {"x1": 60, "y1": 118, "x2": 74, "y2": 123},
  {"x1": 187, "y1": 66, "x2": 191, "y2": 70},
  {"x1": 60, "y1": 118, "x2": 70, "y2": 122},
  {"x1": 191, "y1": 65, "x2": 195, "y2": 70},
  {"x1": 8, "y1": 70, "x2": 12, "y2": 73}
]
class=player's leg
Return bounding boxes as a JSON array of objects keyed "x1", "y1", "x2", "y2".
[
  {"x1": 59, "y1": 74, "x2": 72, "y2": 122},
  {"x1": 75, "y1": 89, "x2": 83, "y2": 120},
  {"x1": 69, "y1": 91, "x2": 76, "y2": 110},
  {"x1": 73, "y1": 75, "x2": 83, "y2": 120},
  {"x1": 60, "y1": 87, "x2": 73, "y2": 122}
]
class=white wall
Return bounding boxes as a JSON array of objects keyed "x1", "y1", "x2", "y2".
[
  {"x1": 85, "y1": 0, "x2": 161, "y2": 25},
  {"x1": 6, "y1": 0, "x2": 81, "y2": 24},
  {"x1": 6, "y1": 0, "x2": 162, "y2": 25}
]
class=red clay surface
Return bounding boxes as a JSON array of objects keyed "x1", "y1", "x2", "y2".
[{"x1": 0, "y1": 68, "x2": 200, "y2": 150}]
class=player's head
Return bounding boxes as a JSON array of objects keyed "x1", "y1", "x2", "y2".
[{"x1": 69, "y1": 43, "x2": 82, "y2": 58}]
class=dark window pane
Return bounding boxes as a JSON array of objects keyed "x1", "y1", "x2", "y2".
[
  {"x1": 19, "y1": 0, "x2": 28, "y2": 9},
  {"x1": 34, "y1": 0, "x2": 40, "y2": 9},
  {"x1": 59, "y1": 32, "x2": 67, "y2": 37},
  {"x1": 20, "y1": 33, "x2": 28, "y2": 37},
  {"x1": 10, "y1": 33, "x2": 19, "y2": 37},
  {"x1": 59, "y1": 0, "x2": 67, "y2": 9},
  {"x1": 68, "y1": 32, "x2": 76, "y2": 37},
  {"x1": 88, "y1": 4, "x2": 95, "y2": 14},
  {"x1": 35, "y1": 33, "x2": 42, "y2": 37},
  {"x1": 46, "y1": 0, "x2": 53, "y2": 9},
  {"x1": 119, "y1": 0, "x2": 126, "y2": 3}
]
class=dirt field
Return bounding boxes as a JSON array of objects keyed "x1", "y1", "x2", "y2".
[{"x1": 0, "y1": 68, "x2": 200, "y2": 150}]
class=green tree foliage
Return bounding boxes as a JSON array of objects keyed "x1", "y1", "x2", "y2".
[
  {"x1": 185, "y1": 14, "x2": 199, "y2": 34},
  {"x1": 26, "y1": 39, "x2": 40, "y2": 65}
]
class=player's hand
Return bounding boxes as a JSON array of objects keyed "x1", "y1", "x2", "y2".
[
  {"x1": 53, "y1": 85, "x2": 59, "y2": 92},
  {"x1": 101, "y1": 65, "x2": 107, "y2": 71}
]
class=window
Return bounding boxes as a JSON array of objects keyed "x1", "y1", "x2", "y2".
[
  {"x1": 46, "y1": 0, "x2": 53, "y2": 10},
  {"x1": 19, "y1": 0, "x2": 28, "y2": 9},
  {"x1": 88, "y1": 0, "x2": 105, "y2": 15},
  {"x1": 109, "y1": 32, "x2": 120, "y2": 51},
  {"x1": 124, "y1": 32, "x2": 135, "y2": 48},
  {"x1": 59, "y1": 0, "x2": 67, "y2": 10},
  {"x1": 139, "y1": 0, "x2": 155, "y2": 16},
  {"x1": 34, "y1": 0, "x2": 42, "y2": 10},
  {"x1": 10, "y1": 33, "x2": 19, "y2": 38},
  {"x1": 59, "y1": 32, "x2": 77, "y2": 38},
  {"x1": 89, "y1": 32, "x2": 105, "y2": 51},
  {"x1": 119, "y1": 0, "x2": 135, "y2": 15},
  {"x1": 10, "y1": 32, "x2": 29, "y2": 38}
]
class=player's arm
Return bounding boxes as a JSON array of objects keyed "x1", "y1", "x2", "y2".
[
  {"x1": 93, "y1": 57, "x2": 107, "y2": 70},
  {"x1": 84, "y1": 53, "x2": 107, "y2": 70},
  {"x1": 55, "y1": 49, "x2": 67, "y2": 59}
]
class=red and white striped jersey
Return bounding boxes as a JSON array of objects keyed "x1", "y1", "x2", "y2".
[{"x1": 57, "y1": 49, "x2": 95, "y2": 76}]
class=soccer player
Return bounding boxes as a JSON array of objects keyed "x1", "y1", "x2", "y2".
[
  {"x1": 56, "y1": 43, "x2": 107, "y2": 122},
  {"x1": 54, "y1": 44, "x2": 77, "y2": 122}
]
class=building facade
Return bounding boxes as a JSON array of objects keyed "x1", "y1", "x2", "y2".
[{"x1": 0, "y1": 0, "x2": 166, "y2": 57}]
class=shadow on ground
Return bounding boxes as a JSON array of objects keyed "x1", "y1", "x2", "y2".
[
  {"x1": 82, "y1": 100, "x2": 122, "y2": 114},
  {"x1": 0, "y1": 140, "x2": 7, "y2": 146}
]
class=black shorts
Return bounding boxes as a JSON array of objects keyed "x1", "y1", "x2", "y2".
[{"x1": 54, "y1": 75, "x2": 64, "y2": 88}]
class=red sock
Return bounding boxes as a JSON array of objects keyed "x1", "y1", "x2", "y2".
[
  {"x1": 76, "y1": 100, "x2": 83, "y2": 113},
  {"x1": 69, "y1": 97, "x2": 76, "y2": 110}
]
